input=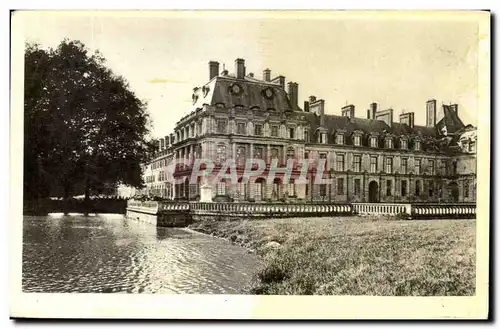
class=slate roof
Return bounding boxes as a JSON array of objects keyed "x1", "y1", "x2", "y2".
[
  {"x1": 303, "y1": 112, "x2": 438, "y2": 139},
  {"x1": 192, "y1": 75, "x2": 294, "y2": 111},
  {"x1": 436, "y1": 105, "x2": 465, "y2": 134}
]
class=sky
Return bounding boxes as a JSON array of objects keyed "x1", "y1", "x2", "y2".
[{"x1": 19, "y1": 11, "x2": 479, "y2": 138}]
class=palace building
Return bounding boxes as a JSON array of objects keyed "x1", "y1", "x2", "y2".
[{"x1": 140, "y1": 59, "x2": 477, "y2": 203}]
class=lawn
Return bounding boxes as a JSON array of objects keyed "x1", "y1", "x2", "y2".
[{"x1": 188, "y1": 216, "x2": 476, "y2": 296}]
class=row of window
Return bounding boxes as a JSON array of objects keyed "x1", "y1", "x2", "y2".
[
  {"x1": 307, "y1": 153, "x2": 447, "y2": 175},
  {"x1": 319, "y1": 132, "x2": 421, "y2": 150},
  {"x1": 151, "y1": 158, "x2": 169, "y2": 170},
  {"x1": 218, "y1": 119, "x2": 422, "y2": 150}
]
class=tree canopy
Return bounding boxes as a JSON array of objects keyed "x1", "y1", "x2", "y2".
[{"x1": 24, "y1": 39, "x2": 157, "y2": 200}]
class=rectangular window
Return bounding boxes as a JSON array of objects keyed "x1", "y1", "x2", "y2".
[
  {"x1": 336, "y1": 154, "x2": 345, "y2": 171},
  {"x1": 370, "y1": 137, "x2": 378, "y2": 148},
  {"x1": 469, "y1": 141, "x2": 476, "y2": 152},
  {"x1": 254, "y1": 124, "x2": 263, "y2": 136},
  {"x1": 304, "y1": 129, "x2": 310, "y2": 142},
  {"x1": 337, "y1": 178, "x2": 344, "y2": 195},
  {"x1": 415, "y1": 180, "x2": 421, "y2": 196},
  {"x1": 353, "y1": 155, "x2": 361, "y2": 172},
  {"x1": 370, "y1": 156, "x2": 378, "y2": 173},
  {"x1": 289, "y1": 127, "x2": 295, "y2": 139},
  {"x1": 401, "y1": 139, "x2": 408, "y2": 150},
  {"x1": 354, "y1": 179, "x2": 361, "y2": 195},
  {"x1": 319, "y1": 153, "x2": 327, "y2": 171},
  {"x1": 415, "y1": 159, "x2": 421, "y2": 175},
  {"x1": 429, "y1": 160, "x2": 435, "y2": 175},
  {"x1": 271, "y1": 125, "x2": 279, "y2": 137},
  {"x1": 320, "y1": 184, "x2": 327, "y2": 197},
  {"x1": 401, "y1": 180, "x2": 407, "y2": 197},
  {"x1": 429, "y1": 181, "x2": 434, "y2": 197},
  {"x1": 386, "y1": 139, "x2": 393, "y2": 148},
  {"x1": 415, "y1": 141, "x2": 421, "y2": 151},
  {"x1": 464, "y1": 181, "x2": 469, "y2": 198},
  {"x1": 354, "y1": 135, "x2": 361, "y2": 146},
  {"x1": 441, "y1": 160, "x2": 447, "y2": 175},
  {"x1": 385, "y1": 157, "x2": 393, "y2": 174},
  {"x1": 217, "y1": 119, "x2": 228, "y2": 133},
  {"x1": 401, "y1": 158, "x2": 408, "y2": 174},
  {"x1": 386, "y1": 179, "x2": 392, "y2": 196},
  {"x1": 304, "y1": 152, "x2": 309, "y2": 159},
  {"x1": 237, "y1": 122, "x2": 246, "y2": 135},
  {"x1": 320, "y1": 132, "x2": 327, "y2": 144},
  {"x1": 216, "y1": 181, "x2": 226, "y2": 195},
  {"x1": 336, "y1": 134, "x2": 344, "y2": 145}
]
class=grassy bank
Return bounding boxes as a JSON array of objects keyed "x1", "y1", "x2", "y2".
[{"x1": 188, "y1": 216, "x2": 475, "y2": 296}]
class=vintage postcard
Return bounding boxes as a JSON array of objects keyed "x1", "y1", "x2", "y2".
[{"x1": 10, "y1": 10, "x2": 490, "y2": 319}]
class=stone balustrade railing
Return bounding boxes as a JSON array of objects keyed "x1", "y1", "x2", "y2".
[
  {"x1": 126, "y1": 200, "x2": 475, "y2": 220},
  {"x1": 412, "y1": 204, "x2": 476, "y2": 218},
  {"x1": 353, "y1": 203, "x2": 410, "y2": 215}
]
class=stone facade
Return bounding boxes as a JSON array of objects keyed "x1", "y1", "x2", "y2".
[{"x1": 141, "y1": 58, "x2": 477, "y2": 203}]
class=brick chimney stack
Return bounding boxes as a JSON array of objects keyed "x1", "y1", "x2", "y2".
[
  {"x1": 287, "y1": 82, "x2": 299, "y2": 110},
  {"x1": 370, "y1": 103, "x2": 377, "y2": 120},
  {"x1": 208, "y1": 61, "x2": 219, "y2": 80},
  {"x1": 235, "y1": 58, "x2": 245, "y2": 79},
  {"x1": 426, "y1": 99, "x2": 437, "y2": 127},
  {"x1": 263, "y1": 68, "x2": 271, "y2": 81}
]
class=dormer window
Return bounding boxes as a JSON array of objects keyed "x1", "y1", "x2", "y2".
[
  {"x1": 304, "y1": 129, "x2": 310, "y2": 142},
  {"x1": 370, "y1": 137, "x2": 378, "y2": 148},
  {"x1": 335, "y1": 134, "x2": 344, "y2": 145},
  {"x1": 469, "y1": 141, "x2": 476, "y2": 152},
  {"x1": 414, "y1": 140, "x2": 421, "y2": 151},
  {"x1": 386, "y1": 138, "x2": 393, "y2": 149},
  {"x1": 401, "y1": 139, "x2": 408, "y2": 150},
  {"x1": 354, "y1": 135, "x2": 361, "y2": 146},
  {"x1": 319, "y1": 132, "x2": 327, "y2": 144}
]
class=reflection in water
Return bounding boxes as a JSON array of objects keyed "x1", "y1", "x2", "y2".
[{"x1": 22, "y1": 215, "x2": 259, "y2": 294}]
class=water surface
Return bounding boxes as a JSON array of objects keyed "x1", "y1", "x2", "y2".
[{"x1": 22, "y1": 214, "x2": 259, "y2": 294}]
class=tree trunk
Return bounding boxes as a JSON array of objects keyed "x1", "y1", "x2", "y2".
[{"x1": 84, "y1": 177, "x2": 90, "y2": 216}]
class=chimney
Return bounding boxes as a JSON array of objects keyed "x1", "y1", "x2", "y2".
[
  {"x1": 399, "y1": 112, "x2": 415, "y2": 128},
  {"x1": 287, "y1": 82, "x2": 298, "y2": 109},
  {"x1": 235, "y1": 58, "x2": 245, "y2": 79},
  {"x1": 341, "y1": 104, "x2": 355, "y2": 118},
  {"x1": 159, "y1": 138, "x2": 165, "y2": 150},
  {"x1": 309, "y1": 95, "x2": 317, "y2": 103},
  {"x1": 370, "y1": 103, "x2": 377, "y2": 120},
  {"x1": 208, "y1": 61, "x2": 219, "y2": 80},
  {"x1": 263, "y1": 68, "x2": 271, "y2": 81},
  {"x1": 426, "y1": 99, "x2": 437, "y2": 127},
  {"x1": 165, "y1": 135, "x2": 170, "y2": 147},
  {"x1": 374, "y1": 109, "x2": 394, "y2": 127},
  {"x1": 304, "y1": 101, "x2": 310, "y2": 112},
  {"x1": 273, "y1": 75, "x2": 285, "y2": 88},
  {"x1": 367, "y1": 109, "x2": 371, "y2": 119}
]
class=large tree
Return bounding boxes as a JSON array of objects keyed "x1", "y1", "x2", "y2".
[{"x1": 24, "y1": 39, "x2": 157, "y2": 202}]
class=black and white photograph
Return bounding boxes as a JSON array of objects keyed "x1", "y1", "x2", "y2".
[{"x1": 9, "y1": 9, "x2": 490, "y2": 319}]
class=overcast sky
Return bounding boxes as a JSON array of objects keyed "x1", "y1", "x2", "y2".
[{"x1": 20, "y1": 11, "x2": 479, "y2": 137}]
